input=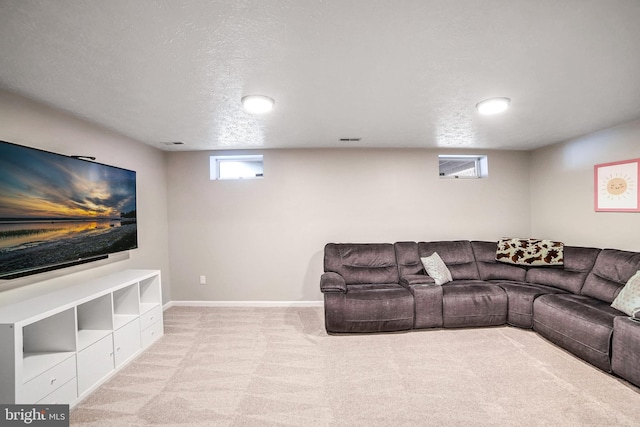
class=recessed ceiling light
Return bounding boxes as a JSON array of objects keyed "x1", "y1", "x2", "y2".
[
  {"x1": 476, "y1": 97, "x2": 510, "y2": 115},
  {"x1": 241, "y1": 95, "x2": 275, "y2": 114}
]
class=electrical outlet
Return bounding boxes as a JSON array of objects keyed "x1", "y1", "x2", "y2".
[{"x1": 199, "y1": 275, "x2": 206, "y2": 285}]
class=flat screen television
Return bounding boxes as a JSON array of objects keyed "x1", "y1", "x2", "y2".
[{"x1": 0, "y1": 140, "x2": 137, "y2": 279}]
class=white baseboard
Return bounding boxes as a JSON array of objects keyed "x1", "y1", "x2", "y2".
[{"x1": 164, "y1": 300, "x2": 323, "y2": 310}]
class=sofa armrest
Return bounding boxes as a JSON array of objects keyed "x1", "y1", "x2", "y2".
[
  {"x1": 400, "y1": 274, "x2": 436, "y2": 287},
  {"x1": 320, "y1": 272, "x2": 347, "y2": 293}
]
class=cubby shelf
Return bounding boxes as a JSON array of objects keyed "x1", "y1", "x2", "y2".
[
  {"x1": 77, "y1": 293, "x2": 113, "y2": 351},
  {"x1": 0, "y1": 269, "x2": 163, "y2": 406}
]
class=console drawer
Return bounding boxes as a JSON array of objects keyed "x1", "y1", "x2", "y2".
[
  {"x1": 20, "y1": 355, "x2": 76, "y2": 404},
  {"x1": 141, "y1": 320, "x2": 163, "y2": 348},
  {"x1": 140, "y1": 305, "x2": 162, "y2": 331},
  {"x1": 37, "y1": 378, "x2": 78, "y2": 404}
]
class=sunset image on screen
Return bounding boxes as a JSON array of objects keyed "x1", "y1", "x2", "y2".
[{"x1": 0, "y1": 141, "x2": 137, "y2": 278}]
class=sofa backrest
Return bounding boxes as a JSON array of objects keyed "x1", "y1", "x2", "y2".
[
  {"x1": 324, "y1": 241, "x2": 635, "y2": 297},
  {"x1": 525, "y1": 246, "x2": 601, "y2": 294},
  {"x1": 581, "y1": 249, "x2": 640, "y2": 303},
  {"x1": 394, "y1": 241, "x2": 422, "y2": 277},
  {"x1": 324, "y1": 243, "x2": 399, "y2": 285},
  {"x1": 470, "y1": 241, "x2": 527, "y2": 282},
  {"x1": 418, "y1": 240, "x2": 480, "y2": 280}
]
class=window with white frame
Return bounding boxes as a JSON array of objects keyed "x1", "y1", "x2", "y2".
[
  {"x1": 210, "y1": 154, "x2": 264, "y2": 180},
  {"x1": 438, "y1": 155, "x2": 488, "y2": 178}
]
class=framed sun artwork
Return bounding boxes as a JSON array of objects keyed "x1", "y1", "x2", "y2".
[{"x1": 594, "y1": 158, "x2": 640, "y2": 212}]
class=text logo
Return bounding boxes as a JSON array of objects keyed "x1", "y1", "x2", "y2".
[{"x1": 1, "y1": 405, "x2": 68, "y2": 426}]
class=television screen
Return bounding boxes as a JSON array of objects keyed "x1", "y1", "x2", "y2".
[{"x1": 0, "y1": 140, "x2": 137, "y2": 279}]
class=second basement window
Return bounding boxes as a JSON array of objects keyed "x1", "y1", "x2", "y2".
[
  {"x1": 438, "y1": 155, "x2": 488, "y2": 179},
  {"x1": 210, "y1": 155, "x2": 264, "y2": 180}
]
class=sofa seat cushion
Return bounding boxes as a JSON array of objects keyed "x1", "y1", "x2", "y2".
[
  {"x1": 441, "y1": 281, "x2": 507, "y2": 328},
  {"x1": 496, "y1": 281, "x2": 566, "y2": 329},
  {"x1": 324, "y1": 284, "x2": 414, "y2": 333},
  {"x1": 345, "y1": 283, "x2": 410, "y2": 299},
  {"x1": 533, "y1": 294, "x2": 624, "y2": 372}
]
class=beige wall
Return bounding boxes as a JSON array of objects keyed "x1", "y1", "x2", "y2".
[
  {"x1": 167, "y1": 148, "x2": 531, "y2": 302},
  {"x1": 6, "y1": 86, "x2": 639, "y2": 305},
  {"x1": 0, "y1": 90, "x2": 172, "y2": 304},
  {"x1": 531, "y1": 118, "x2": 640, "y2": 251}
]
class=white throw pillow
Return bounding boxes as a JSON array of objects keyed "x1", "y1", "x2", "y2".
[
  {"x1": 420, "y1": 252, "x2": 452, "y2": 285},
  {"x1": 611, "y1": 270, "x2": 640, "y2": 316}
]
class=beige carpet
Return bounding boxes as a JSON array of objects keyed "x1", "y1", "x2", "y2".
[{"x1": 71, "y1": 306, "x2": 640, "y2": 426}]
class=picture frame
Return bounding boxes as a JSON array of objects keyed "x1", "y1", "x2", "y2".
[{"x1": 594, "y1": 158, "x2": 640, "y2": 212}]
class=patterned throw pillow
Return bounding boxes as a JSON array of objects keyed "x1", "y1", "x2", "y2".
[
  {"x1": 496, "y1": 238, "x2": 564, "y2": 266},
  {"x1": 420, "y1": 252, "x2": 452, "y2": 285},
  {"x1": 611, "y1": 271, "x2": 640, "y2": 317}
]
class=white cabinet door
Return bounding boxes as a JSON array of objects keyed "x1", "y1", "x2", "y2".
[
  {"x1": 77, "y1": 334, "x2": 114, "y2": 396},
  {"x1": 113, "y1": 318, "x2": 141, "y2": 368}
]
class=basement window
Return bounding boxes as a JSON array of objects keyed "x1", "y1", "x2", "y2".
[
  {"x1": 438, "y1": 155, "x2": 488, "y2": 179},
  {"x1": 210, "y1": 155, "x2": 264, "y2": 180}
]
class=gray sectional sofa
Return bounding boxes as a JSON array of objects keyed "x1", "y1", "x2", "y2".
[{"x1": 320, "y1": 240, "x2": 640, "y2": 387}]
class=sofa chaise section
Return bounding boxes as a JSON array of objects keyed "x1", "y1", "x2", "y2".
[
  {"x1": 321, "y1": 243, "x2": 414, "y2": 333},
  {"x1": 534, "y1": 294, "x2": 622, "y2": 372},
  {"x1": 533, "y1": 248, "x2": 640, "y2": 372}
]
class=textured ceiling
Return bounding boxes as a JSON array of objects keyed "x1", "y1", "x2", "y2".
[{"x1": 1, "y1": 0, "x2": 640, "y2": 151}]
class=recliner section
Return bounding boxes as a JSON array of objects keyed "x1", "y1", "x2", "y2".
[
  {"x1": 414, "y1": 241, "x2": 507, "y2": 328},
  {"x1": 320, "y1": 239, "x2": 640, "y2": 388},
  {"x1": 533, "y1": 294, "x2": 619, "y2": 372},
  {"x1": 321, "y1": 243, "x2": 414, "y2": 333}
]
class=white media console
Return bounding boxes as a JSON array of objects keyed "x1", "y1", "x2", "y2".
[{"x1": 0, "y1": 269, "x2": 164, "y2": 406}]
